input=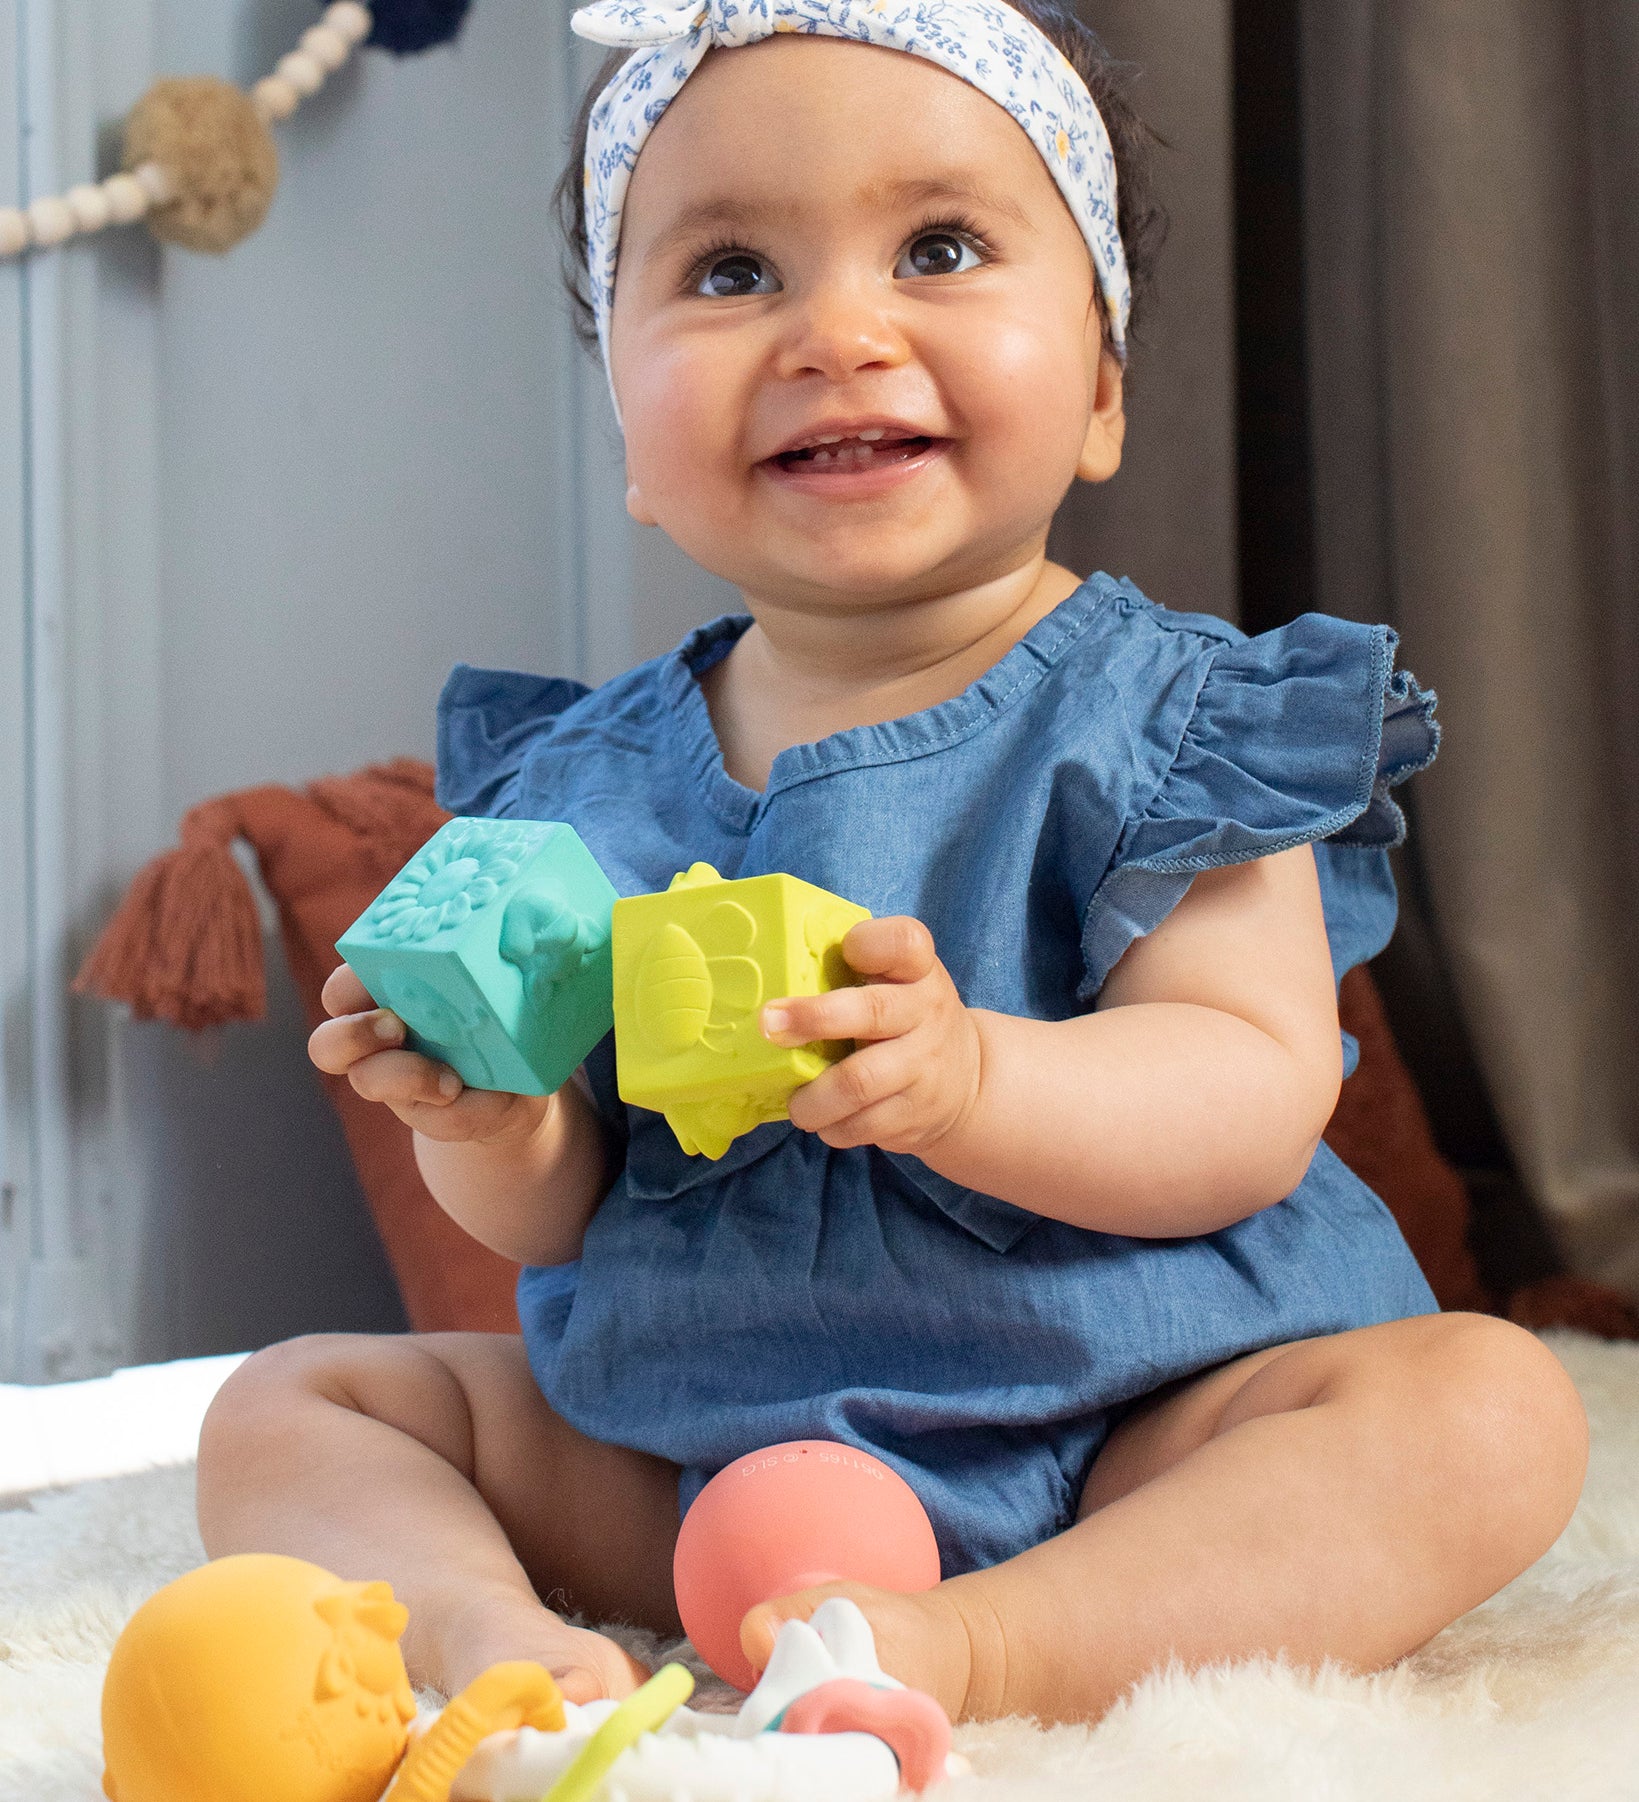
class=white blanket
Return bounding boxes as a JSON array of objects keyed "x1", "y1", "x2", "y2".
[
  {"x1": 0, "y1": 1354, "x2": 247, "y2": 1497},
  {"x1": 2, "y1": 1332, "x2": 1637, "y2": 1802}
]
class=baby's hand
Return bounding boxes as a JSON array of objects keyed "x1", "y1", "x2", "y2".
[
  {"x1": 308, "y1": 964, "x2": 553, "y2": 1146},
  {"x1": 761, "y1": 917, "x2": 981, "y2": 1156}
]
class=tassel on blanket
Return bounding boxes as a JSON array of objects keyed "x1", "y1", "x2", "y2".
[
  {"x1": 73, "y1": 793, "x2": 270, "y2": 1029},
  {"x1": 73, "y1": 762, "x2": 449, "y2": 1035}
]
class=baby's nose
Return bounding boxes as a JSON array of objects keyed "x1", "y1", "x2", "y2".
[{"x1": 775, "y1": 280, "x2": 912, "y2": 382}]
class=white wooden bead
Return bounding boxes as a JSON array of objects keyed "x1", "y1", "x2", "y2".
[
  {"x1": 133, "y1": 161, "x2": 175, "y2": 206},
  {"x1": 65, "y1": 183, "x2": 112, "y2": 232},
  {"x1": 276, "y1": 50, "x2": 326, "y2": 97},
  {"x1": 324, "y1": 3, "x2": 374, "y2": 47},
  {"x1": 300, "y1": 24, "x2": 351, "y2": 71},
  {"x1": 252, "y1": 75, "x2": 302, "y2": 122},
  {"x1": 0, "y1": 207, "x2": 30, "y2": 257},
  {"x1": 102, "y1": 172, "x2": 150, "y2": 225},
  {"x1": 27, "y1": 195, "x2": 77, "y2": 246}
]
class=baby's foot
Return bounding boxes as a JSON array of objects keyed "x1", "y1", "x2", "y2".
[
  {"x1": 739, "y1": 1581, "x2": 975, "y2": 1722},
  {"x1": 430, "y1": 1586, "x2": 652, "y2": 1705}
]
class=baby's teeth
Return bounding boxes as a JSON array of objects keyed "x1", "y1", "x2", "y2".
[{"x1": 794, "y1": 429, "x2": 899, "y2": 456}]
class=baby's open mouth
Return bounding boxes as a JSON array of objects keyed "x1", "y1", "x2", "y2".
[{"x1": 771, "y1": 430, "x2": 937, "y2": 472}]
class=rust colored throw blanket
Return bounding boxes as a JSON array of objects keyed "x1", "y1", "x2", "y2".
[{"x1": 76, "y1": 762, "x2": 1639, "y2": 1340}]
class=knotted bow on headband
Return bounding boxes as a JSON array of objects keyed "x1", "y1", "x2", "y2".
[{"x1": 570, "y1": 0, "x2": 1131, "y2": 417}]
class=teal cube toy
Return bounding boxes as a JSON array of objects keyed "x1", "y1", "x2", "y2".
[{"x1": 336, "y1": 817, "x2": 617, "y2": 1096}]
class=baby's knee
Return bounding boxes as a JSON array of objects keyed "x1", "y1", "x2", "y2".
[
  {"x1": 199, "y1": 1332, "x2": 477, "y2": 1487},
  {"x1": 200, "y1": 1335, "x2": 358, "y2": 1470},
  {"x1": 1411, "y1": 1313, "x2": 1588, "y2": 1557}
]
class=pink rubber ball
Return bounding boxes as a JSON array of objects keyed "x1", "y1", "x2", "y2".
[{"x1": 673, "y1": 1440, "x2": 942, "y2": 1692}]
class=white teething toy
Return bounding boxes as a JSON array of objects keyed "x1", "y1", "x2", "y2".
[{"x1": 445, "y1": 1600, "x2": 968, "y2": 1801}]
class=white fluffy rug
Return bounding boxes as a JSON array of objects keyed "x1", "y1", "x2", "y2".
[{"x1": 3, "y1": 1331, "x2": 1637, "y2": 1802}]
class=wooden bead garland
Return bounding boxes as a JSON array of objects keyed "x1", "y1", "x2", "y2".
[
  {"x1": 102, "y1": 173, "x2": 152, "y2": 225},
  {"x1": 0, "y1": 2, "x2": 451, "y2": 263},
  {"x1": 301, "y1": 25, "x2": 355, "y2": 71},
  {"x1": 250, "y1": 77, "x2": 303, "y2": 125},
  {"x1": 27, "y1": 196, "x2": 77, "y2": 248},
  {"x1": 65, "y1": 184, "x2": 112, "y2": 232},
  {"x1": 274, "y1": 50, "x2": 327, "y2": 99}
]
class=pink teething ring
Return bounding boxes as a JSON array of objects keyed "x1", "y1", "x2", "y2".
[
  {"x1": 672, "y1": 1441, "x2": 941, "y2": 1692},
  {"x1": 780, "y1": 1677, "x2": 952, "y2": 1792}
]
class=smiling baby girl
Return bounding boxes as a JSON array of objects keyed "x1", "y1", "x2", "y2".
[{"x1": 198, "y1": 0, "x2": 1586, "y2": 1727}]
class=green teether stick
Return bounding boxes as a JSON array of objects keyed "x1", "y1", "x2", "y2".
[{"x1": 539, "y1": 1663, "x2": 695, "y2": 1802}]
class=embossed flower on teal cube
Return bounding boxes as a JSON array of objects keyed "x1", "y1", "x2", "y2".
[{"x1": 336, "y1": 818, "x2": 618, "y2": 1096}]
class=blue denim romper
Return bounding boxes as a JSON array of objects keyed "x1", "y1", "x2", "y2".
[{"x1": 436, "y1": 575, "x2": 1441, "y2": 1576}]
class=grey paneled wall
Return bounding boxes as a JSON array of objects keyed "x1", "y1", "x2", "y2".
[
  {"x1": 155, "y1": 0, "x2": 594, "y2": 794},
  {"x1": 138, "y1": 0, "x2": 597, "y2": 1364},
  {"x1": 1, "y1": 0, "x2": 29, "y2": 1376}
]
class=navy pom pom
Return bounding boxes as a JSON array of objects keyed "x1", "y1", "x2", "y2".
[{"x1": 358, "y1": 0, "x2": 473, "y2": 55}]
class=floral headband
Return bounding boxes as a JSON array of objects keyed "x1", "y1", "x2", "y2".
[{"x1": 570, "y1": 0, "x2": 1131, "y2": 410}]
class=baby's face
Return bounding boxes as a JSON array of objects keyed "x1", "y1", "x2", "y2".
[{"x1": 609, "y1": 35, "x2": 1122, "y2": 613}]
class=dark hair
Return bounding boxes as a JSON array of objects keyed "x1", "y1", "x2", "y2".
[{"x1": 552, "y1": 2, "x2": 1166, "y2": 353}]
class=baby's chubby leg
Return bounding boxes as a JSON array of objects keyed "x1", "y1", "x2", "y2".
[
  {"x1": 198, "y1": 1331, "x2": 683, "y2": 1700},
  {"x1": 742, "y1": 1313, "x2": 1588, "y2": 1724}
]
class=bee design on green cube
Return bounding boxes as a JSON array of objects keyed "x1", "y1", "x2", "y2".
[
  {"x1": 613, "y1": 862, "x2": 871, "y2": 1159},
  {"x1": 337, "y1": 817, "x2": 617, "y2": 1097}
]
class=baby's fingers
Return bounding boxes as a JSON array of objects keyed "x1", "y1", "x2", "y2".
[
  {"x1": 308, "y1": 1007, "x2": 406, "y2": 1075},
  {"x1": 762, "y1": 980, "x2": 918, "y2": 1047},
  {"x1": 320, "y1": 962, "x2": 376, "y2": 1018},
  {"x1": 390, "y1": 1075, "x2": 551, "y2": 1145},
  {"x1": 839, "y1": 916, "x2": 937, "y2": 983},
  {"x1": 346, "y1": 1046, "x2": 463, "y2": 1108},
  {"x1": 786, "y1": 1038, "x2": 910, "y2": 1134}
]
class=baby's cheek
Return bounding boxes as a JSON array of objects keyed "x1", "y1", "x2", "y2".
[
  {"x1": 973, "y1": 322, "x2": 1092, "y2": 456},
  {"x1": 619, "y1": 330, "x2": 745, "y2": 503},
  {"x1": 927, "y1": 299, "x2": 1093, "y2": 498}
]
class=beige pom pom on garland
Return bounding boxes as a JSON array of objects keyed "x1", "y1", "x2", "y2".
[
  {"x1": 0, "y1": 1, "x2": 377, "y2": 261},
  {"x1": 122, "y1": 78, "x2": 281, "y2": 254}
]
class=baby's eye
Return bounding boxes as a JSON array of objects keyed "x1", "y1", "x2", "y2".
[
  {"x1": 696, "y1": 253, "x2": 780, "y2": 298},
  {"x1": 895, "y1": 231, "x2": 983, "y2": 279}
]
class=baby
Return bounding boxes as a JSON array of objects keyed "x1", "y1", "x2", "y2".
[{"x1": 198, "y1": 0, "x2": 1588, "y2": 1727}]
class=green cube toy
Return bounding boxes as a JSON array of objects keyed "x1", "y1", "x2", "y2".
[
  {"x1": 612, "y1": 861, "x2": 871, "y2": 1159},
  {"x1": 337, "y1": 817, "x2": 617, "y2": 1097}
]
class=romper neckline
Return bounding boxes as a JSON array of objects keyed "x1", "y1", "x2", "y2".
[{"x1": 659, "y1": 574, "x2": 1116, "y2": 833}]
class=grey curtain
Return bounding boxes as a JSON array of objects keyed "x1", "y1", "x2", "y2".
[
  {"x1": 1302, "y1": 2, "x2": 1639, "y2": 1296},
  {"x1": 1056, "y1": 0, "x2": 1239, "y2": 625}
]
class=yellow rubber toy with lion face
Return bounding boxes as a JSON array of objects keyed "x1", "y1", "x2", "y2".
[
  {"x1": 101, "y1": 1552, "x2": 566, "y2": 1802},
  {"x1": 102, "y1": 1554, "x2": 419, "y2": 1802}
]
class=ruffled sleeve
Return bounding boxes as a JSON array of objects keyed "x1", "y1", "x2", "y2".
[
  {"x1": 435, "y1": 663, "x2": 593, "y2": 819},
  {"x1": 1078, "y1": 615, "x2": 1437, "y2": 1006}
]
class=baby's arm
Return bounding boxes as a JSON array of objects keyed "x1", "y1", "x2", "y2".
[
  {"x1": 308, "y1": 965, "x2": 613, "y2": 1265},
  {"x1": 765, "y1": 846, "x2": 1342, "y2": 1237}
]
